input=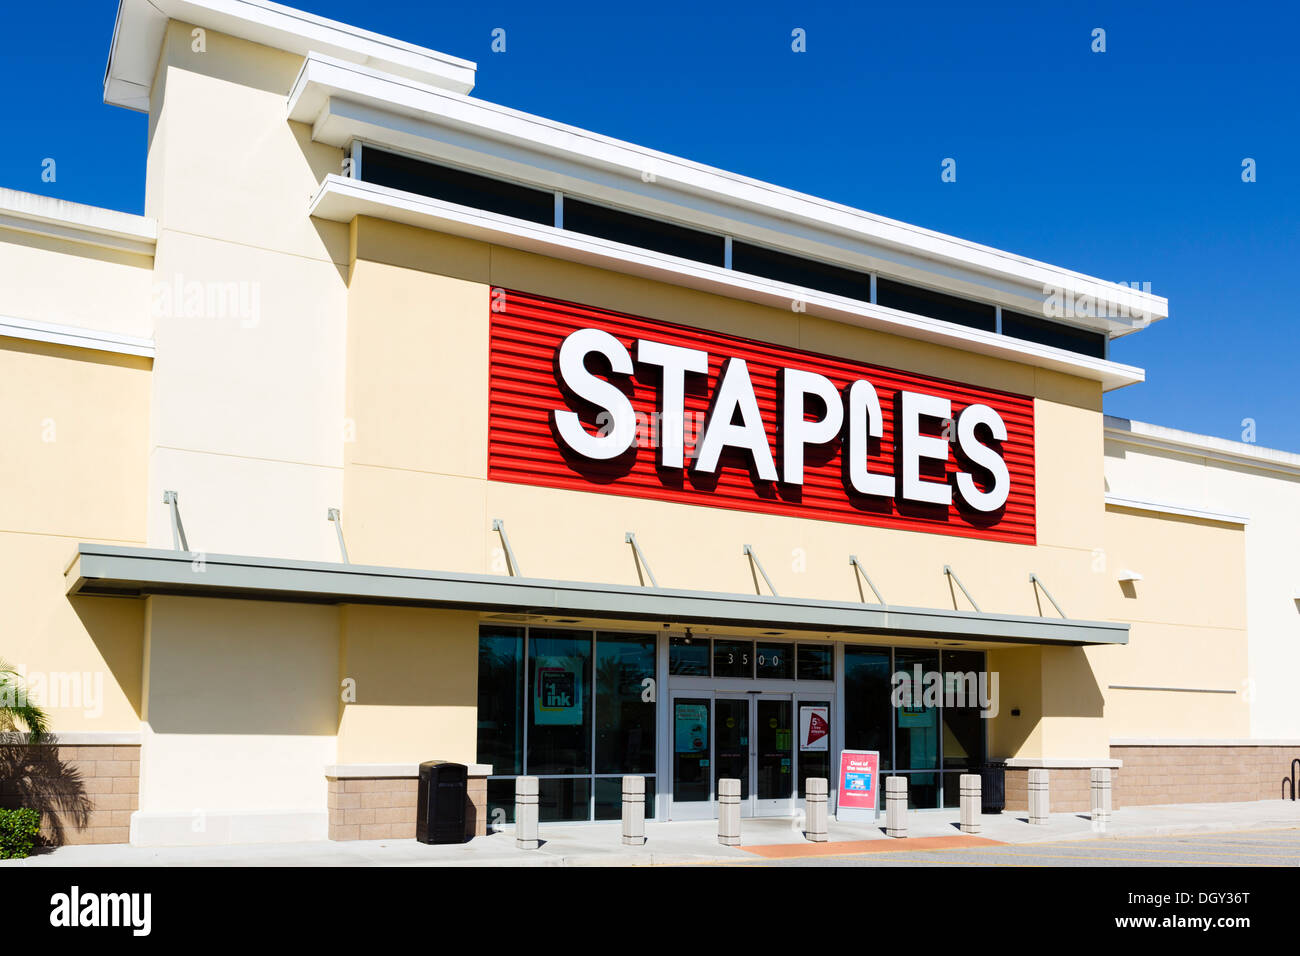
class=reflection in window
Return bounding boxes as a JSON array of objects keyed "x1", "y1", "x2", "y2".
[
  {"x1": 527, "y1": 630, "x2": 592, "y2": 775},
  {"x1": 595, "y1": 633, "x2": 656, "y2": 774},
  {"x1": 844, "y1": 646, "x2": 892, "y2": 772},
  {"x1": 713, "y1": 640, "x2": 753, "y2": 678},
  {"x1": 477, "y1": 627, "x2": 524, "y2": 775},
  {"x1": 755, "y1": 642, "x2": 793, "y2": 679},
  {"x1": 797, "y1": 644, "x2": 833, "y2": 681},
  {"x1": 669, "y1": 636, "x2": 710, "y2": 675}
]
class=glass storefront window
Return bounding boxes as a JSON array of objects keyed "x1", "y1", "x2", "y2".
[
  {"x1": 672, "y1": 697, "x2": 711, "y2": 803},
  {"x1": 595, "y1": 633, "x2": 657, "y2": 774},
  {"x1": 486, "y1": 777, "x2": 515, "y2": 827},
  {"x1": 797, "y1": 699, "x2": 832, "y2": 796},
  {"x1": 713, "y1": 640, "x2": 752, "y2": 678},
  {"x1": 844, "y1": 645, "x2": 892, "y2": 772},
  {"x1": 538, "y1": 777, "x2": 591, "y2": 823},
  {"x1": 595, "y1": 777, "x2": 656, "y2": 820},
  {"x1": 941, "y1": 650, "x2": 986, "y2": 772},
  {"x1": 894, "y1": 648, "x2": 940, "y2": 772},
  {"x1": 527, "y1": 629, "x2": 593, "y2": 775},
  {"x1": 755, "y1": 642, "x2": 793, "y2": 679},
  {"x1": 477, "y1": 627, "x2": 524, "y2": 776},
  {"x1": 669, "y1": 636, "x2": 709, "y2": 675},
  {"x1": 797, "y1": 644, "x2": 832, "y2": 681}
]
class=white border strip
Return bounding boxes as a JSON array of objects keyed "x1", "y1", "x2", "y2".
[
  {"x1": 1003, "y1": 757, "x2": 1123, "y2": 769},
  {"x1": 0, "y1": 731, "x2": 142, "y2": 745},
  {"x1": 1108, "y1": 684, "x2": 1237, "y2": 694},
  {"x1": 1106, "y1": 415, "x2": 1300, "y2": 478},
  {"x1": 325, "y1": 762, "x2": 492, "y2": 778},
  {"x1": 0, "y1": 314, "x2": 155, "y2": 358},
  {"x1": 1112, "y1": 738, "x2": 1300, "y2": 747},
  {"x1": 0, "y1": 187, "x2": 156, "y2": 256},
  {"x1": 1104, "y1": 493, "x2": 1249, "y2": 526},
  {"x1": 289, "y1": 54, "x2": 1166, "y2": 330},
  {"x1": 312, "y1": 176, "x2": 1146, "y2": 392}
]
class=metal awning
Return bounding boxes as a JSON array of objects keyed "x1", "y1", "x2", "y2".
[{"x1": 64, "y1": 544, "x2": 1128, "y2": 647}]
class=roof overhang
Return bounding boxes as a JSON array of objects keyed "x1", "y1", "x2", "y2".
[
  {"x1": 289, "y1": 52, "x2": 1168, "y2": 342},
  {"x1": 312, "y1": 175, "x2": 1147, "y2": 392},
  {"x1": 104, "y1": 0, "x2": 476, "y2": 112},
  {"x1": 66, "y1": 544, "x2": 1130, "y2": 647}
]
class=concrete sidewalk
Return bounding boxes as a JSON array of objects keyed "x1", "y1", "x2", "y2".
[{"x1": 4, "y1": 800, "x2": 1297, "y2": 867}]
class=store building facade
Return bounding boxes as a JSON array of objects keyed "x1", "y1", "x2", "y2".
[{"x1": 1, "y1": 0, "x2": 1297, "y2": 846}]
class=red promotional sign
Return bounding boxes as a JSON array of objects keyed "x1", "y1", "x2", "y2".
[
  {"x1": 488, "y1": 289, "x2": 1035, "y2": 543},
  {"x1": 837, "y1": 750, "x2": 881, "y2": 814}
]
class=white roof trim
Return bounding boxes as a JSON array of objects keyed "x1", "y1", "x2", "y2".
[
  {"x1": 0, "y1": 187, "x2": 156, "y2": 256},
  {"x1": 104, "y1": 0, "x2": 477, "y2": 111},
  {"x1": 1003, "y1": 757, "x2": 1123, "y2": 769},
  {"x1": 325, "y1": 762, "x2": 492, "y2": 778},
  {"x1": 1105, "y1": 415, "x2": 1300, "y2": 477},
  {"x1": 0, "y1": 315, "x2": 156, "y2": 358},
  {"x1": 0, "y1": 731, "x2": 143, "y2": 746},
  {"x1": 1112, "y1": 737, "x2": 1300, "y2": 747},
  {"x1": 1104, "y1": 493, "x2": 1249, "y2": 526},
  {"x1": 289, "y1": 53, "x2": 1168, "y2": 334},
  {"x1": 311, "y1": 174, "x2": 1147, "y2": 392}
]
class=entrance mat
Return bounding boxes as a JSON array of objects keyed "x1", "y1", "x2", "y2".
[{"x1": 741, "y1": 835, "x2": 1007, "y2": 858}]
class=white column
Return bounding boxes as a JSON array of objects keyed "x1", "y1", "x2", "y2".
[
  {"x1": 805, "y1": 777, "x2": 828, "y2": 842},
  {"x1": 959, "y1": 773, "x2": 982, "y2": 834},
  {"x1": 1028, "y1": 768, "x2": 1050, "y2": 825},
  {"x1": 515, "y1": 776, "x2": 539, "y2": 849},
  {"x1": 1090, "y1": 767, "x2": 1112, "y2": 830},
  {"x1": 622, "y1": 775, "x2": 646, "y2": 846},
  {"x1": 885, "y1": 776, "x2": 908, "y2": 838},
  {"x1": 718, "y1": 777, "x2": 741, "y2": 846}
]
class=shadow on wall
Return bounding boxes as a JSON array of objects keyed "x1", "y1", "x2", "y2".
[{"x1": 0, "y1": 743, "x2": 92, "y2": 846}]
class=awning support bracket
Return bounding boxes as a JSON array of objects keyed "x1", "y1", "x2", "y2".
[
  {"x1": 162, "y1": 490, "x2": 189, "y2": 552},
  {"x1": 625, "y1": 532, "x2": 659, "y2": 588},
  {"x1": 1029, "y1": 572, "x2": 1066, "y2": 618},
  {"x1": 327, "y1": 508, "x2": 350, "y2": 564},
  {"x1": 492, "y1": 519, "x2": 522, "y2": 577},
  {"x1": 849, "y1": 554, "x2": 887, "y2": 606},
  {"x1": 743, "y1": 544, "x2": 779, "y2": 597},
  {"x1": 943, "y1": 564, "x2": 981, "y2": 613}
]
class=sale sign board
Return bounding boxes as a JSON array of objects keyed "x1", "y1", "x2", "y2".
[
  {"x1": 799, "y1": 706, "x2": 829, "y2": 752},
  {"x1": 836, "y1": 750, "x2": 881, "y2": 822}
]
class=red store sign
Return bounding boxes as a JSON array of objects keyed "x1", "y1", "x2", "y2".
[{"x1": 488, "y1": 289, "x2": 1036, "y2": 544}]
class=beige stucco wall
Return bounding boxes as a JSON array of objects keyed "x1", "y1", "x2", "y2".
[
  {"x1": 143, "y1": 21, "x2": 349, "y2": 563},
  {"x1": 343, "y1": 216, "x2": 1119, "y2": 760},
  {"x1": 0, "y1": 228, "x2": 154, "y2": 339},
  {"x1": 0, "y1": 337, "x2": 150, "y2": 732},
  {"x1": 1096, "y1": 506, "x2": 1250, "y2": 738},
  {"x1": 139, "y1": 596, "x2": 338, "y2": 813},
  {"x1": 1104, "y1": 437, "x2": 1300, "y2": 739},
  {"x1": 336, "y1": 606, "x2": 479, "y2": 765}
]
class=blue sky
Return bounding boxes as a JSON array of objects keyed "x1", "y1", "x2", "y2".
[{"x1": 3, "y1": 0, "x2": 1296, "y2": 451}]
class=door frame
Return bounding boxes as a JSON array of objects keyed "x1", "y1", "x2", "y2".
[{"x1": 668, "y1": 687, "x2": 833, "y2": 819}]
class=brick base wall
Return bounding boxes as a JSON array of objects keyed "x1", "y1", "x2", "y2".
[
  {"x1": 327, "y1": 774, "x2": 488, "y2": 842},
  {"x1": 1004, "y1": 768, "x2": 1114, "y2": 813},
  {"x1": 0, "y1": 743, "x2": 140, "y2": 846},
  {"x1": 1112, "y1": 746, "x2": 1300, "y2": 806}
]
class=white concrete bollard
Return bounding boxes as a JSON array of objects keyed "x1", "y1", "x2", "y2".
[
  {"x1": 805, "y1": 777, "x2": 828, "y2": 842},
  {"x1": 622, "y1": 774, "x2": 646, "y2": 846},
  {"x1": 959, "y1": 773, "x2": 982, "y2": 834},
  {"x1": 885, "y1": 776, "x2": 908, "y2": 838},
  {"x1": 1028, "y1": 768, "x2": 1050, "y2": 825},
  {"x1": 718, "y1": 777, "x2": 741, "y2": 846},
  {"x1": 514, "y1": 775, "x2": 539, "y2": 849},
  {"x1": 1090, "y1": 767, "x2": 1112, "y2": 828}
]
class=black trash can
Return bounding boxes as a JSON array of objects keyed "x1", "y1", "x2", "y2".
[
  {"x1": 416, "y1": 761, "x2": 468, "y2": 844},
  {"x1": 979, "y1": 761, "x2": 1006, "y2": 814}
]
